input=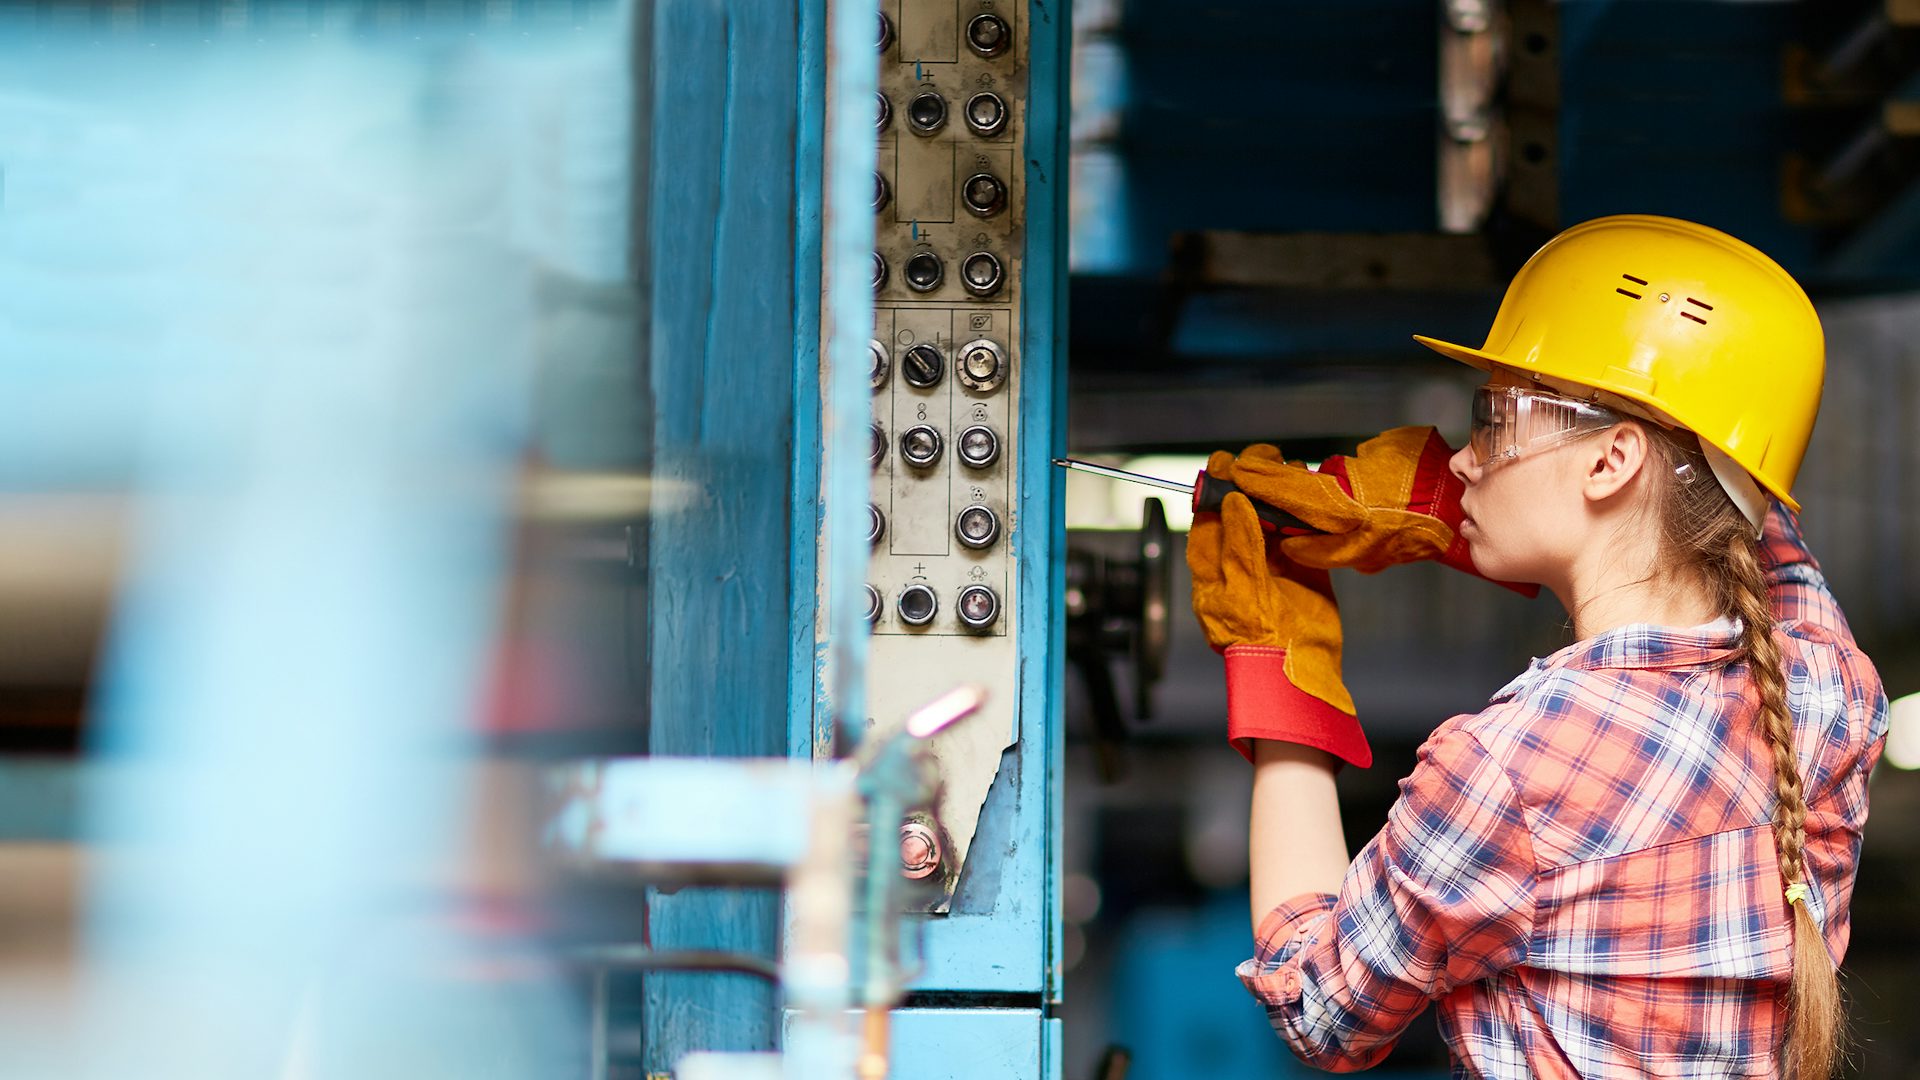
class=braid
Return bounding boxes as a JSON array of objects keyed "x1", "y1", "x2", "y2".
[{"x1": 1644, "y1": 427, "x2": 1843, "y2": 1080}]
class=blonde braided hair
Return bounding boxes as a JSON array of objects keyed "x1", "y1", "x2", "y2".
[{"x1": 1642, "y1": 426, "x2": 1841, "y2": 1080}]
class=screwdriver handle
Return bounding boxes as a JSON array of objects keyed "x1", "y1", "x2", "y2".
[{"x1": 1190, "y1": 471, "x2": 1317, "y2": 535}]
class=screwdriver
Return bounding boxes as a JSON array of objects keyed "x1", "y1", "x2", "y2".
[{"x1": 1051, "y1": 458, "x2": 1317, "y2": 535}]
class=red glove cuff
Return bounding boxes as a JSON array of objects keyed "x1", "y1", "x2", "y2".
[{"x1": 1223, "y1": 645, "x2": 1371, "y2": 769}]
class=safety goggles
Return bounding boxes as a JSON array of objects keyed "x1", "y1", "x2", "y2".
[{"x1": 1469, "y1": 384, "x2": 1623, "y2": 467}]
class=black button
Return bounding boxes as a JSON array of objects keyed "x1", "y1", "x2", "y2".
[
  {"x1": 873, "y1": 171, "x2": 891, "y2": 213},
  {"x1": 902, "y1": 343, "x2": 944, "y2": 388},
  {"x1": 898, "y1": 583, "x2": 938, "y2": 626},
  {"x1": 966, "y1": 13, "x2": 1010, "y2": 57},
  {"x1": 904, "y1": 251, "x2": 943, "y2": 293},
  {"x1": 907, "y1": 92, "x2": 947, "y2": 135},
  {"x1": 866, "y1": 504, "x2": 886, "y2": 546},
  {"x1": 957, "y1": 425, "x2": 1000, "y2": 468},
  {"x1": 869, "y1": 422, "x2": 887, "y2": 467},
  {"x1": 871, "y1": 252, "x2": 888, "y2": 293},
  {"x1": 957, "y1": 584, "x2": 1000, "y2": 630},
  {"x1": 961, "y1": 251, "x2": 1003, "y2": 297},
  {"x1": 955, "y1": 504, "x2": 1000, "y2": 549},
  {"x1": 863, "y1": 584, "x2": 883, "y2": 625},
  {"x1": 875, "y1": 92, "x2": 891, "y2": 134},
  {"x1": 964, "y1": 92, "x2": 1007, "y2": 138},
  {"x1": 877, "y1": 12, "x2": 893, "y2": 51},
  {"x1": 900, "y1": 425, "x2": 945, "y2": 468},
  {"x1": 963, "y1": 173, "x2": 1006, "y2": 217}
]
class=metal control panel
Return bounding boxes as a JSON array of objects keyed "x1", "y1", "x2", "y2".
[{"x1": 832, "y1": 0, "x2": 1029, "y2": 913}]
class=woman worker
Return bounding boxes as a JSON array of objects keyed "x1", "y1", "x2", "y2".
[{"x1": 1187, "y1": 215, "x2": 1889, "y2": 1078}]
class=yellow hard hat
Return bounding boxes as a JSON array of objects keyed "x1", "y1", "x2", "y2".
[{"x1": 1414, "y1": 214, "x2": 1824, "y2": 512}]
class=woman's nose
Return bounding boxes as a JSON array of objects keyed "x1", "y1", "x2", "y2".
[{"x1": 1449, "y1": 442, "x2": 1479, "y2": 486}]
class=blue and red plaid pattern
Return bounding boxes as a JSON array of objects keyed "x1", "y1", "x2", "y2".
[{"x1": 1238, "y1": 505, "x2": 1888, "y2": 1078}]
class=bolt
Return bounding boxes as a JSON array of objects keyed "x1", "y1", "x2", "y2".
[{"x1": 900, "y1": 822, "x2": 941, "y2": 879}]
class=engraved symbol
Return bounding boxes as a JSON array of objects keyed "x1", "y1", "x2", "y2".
[
  {"x1": 912, "y1": 562, "x2": 929, "y2": 579},
  {"x1": 969, "y1": 313, "x2": 992, "y2": 332},
  {"x1": 971, "y1": 404, "x2": 989, "y2": 421},
  {"x1": 975, "y1": 232, "x2": 990, "y2": 246},
  {"x1": 977, "y1": 73, "x2": 994, "y2": 88},
  {"x1": 976, "y1": 154, "x2": 991, "y2": 169},
  {"x1": 967, "y1": 565, "x2": 988, "y2": 582},
  {"x1": 969, "y1": 486, "x2": 986, "y2": 502},
  {"x1": 897, "y1": 328, "x2": 916, "y2": 345},
  {"x1": 916, "y1": 403, "x2": 928, "y2": 420}
]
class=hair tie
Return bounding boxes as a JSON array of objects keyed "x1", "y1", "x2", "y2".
[{"x1": 1784, "y1": 882, "x2": 1810, "y2": 907}]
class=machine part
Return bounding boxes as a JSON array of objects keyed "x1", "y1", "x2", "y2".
[
  {"x1": 874, "y1": 91, "x2": 891, "y2": 134},
  {"x1": 872, "y1": 171, "x2": 890, "y2": 213},
  {"x1": 565, "y1": 945, "x2": 782, "y2": 982},
  {"x1": 896, "y1": 583, "x2": 938, "y2": 626},
  {"x1": 868, "y1": 422, "x2": 887, "y2": 468},
  {"x1": 956, "y1": 425, "x2": 1000, "y2": 469},
  {"x1": 960, "y1": 251, "x2": 1004, "y2": 297},
  {"x1": 962, "y1": 172, "x2": 1007, "y2": 217},
  {"x1": 956, "y1": 584, "x2": 1000, "y2": 631},
  {"x1": 876, "y1": 11, "x2": 893, "y2": 52},
  {"x1": 955, "y1": 338, "x2": 1007, "y2": 393},
  {"x1": 1064, "y1": 498, "x2": 1175, "y2": 781},
  {"x1": 870, "y1": 251, "x2": 888, "y2": 293},
  {"x1": 903, "y1": 250, "x2": 944, "y2": 292},
  {"x1": 863, "y1": 584, "x2": 883, "y2": 626},
  {"x1": 898, "y1": 425, "x2": 943, "y2": 469},
  {"x1": 906, "y1": 91, "x2": 947, "y2": 135},
  {"x1": 900, "y1": 342, "x2": 944, "y2": 388},
  {"x1": 899, "y1": 822, "x2": 941, "y2": 879},
  {"x1": 865, "y1": 503, "x2": 886, "y2": 547},
  {"x1": 963, "y1": 92, "x2": 1008, "y2": 138},
  {"x1": 869, "y1": 338, "x2": 889, "y2": 389},
  {"x1": 954, "y1": 505, "x2": 1000, "y2": 550},
  {"x1": 965, "y1": 13, "x2": 1010, "y2": 57}
]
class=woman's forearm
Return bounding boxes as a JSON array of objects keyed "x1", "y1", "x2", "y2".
[{"x1": 1249, "y1": 739, "x2": 1352, "y2": 933}]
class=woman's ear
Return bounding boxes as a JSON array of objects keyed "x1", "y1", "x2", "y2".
[{"x1": 1581, "y1": 423, "x2": 1649, "y2": 504}]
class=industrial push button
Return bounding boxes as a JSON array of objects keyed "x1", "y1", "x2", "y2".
[
  {"x1": 955, "y1": 504, "x2": 1001, "y2": 549},
  {"x1": 871, "y1": 251, "x2": 888, "y2": 293},
  {"x1": 961, "y1": 251, "x2": 1004, "y2": 297},
  {"x1": 900, "y1": 425, "x2": 944, "y2": 469},
  {"x1": 955, "y1": 338, "x2": 1007, "y2": 393},
  {"x1": 866, "y1": 503, "x2": 886, "y2": 547},
  {"x1": 907, "y1": 91, "x2": 947, "y2": 136},
  {"x1": 964, "y1": 92, "x2": 1008, "y2": 138},
  {"x1": 957, "y1": 425, "x2": 1000, "y2": 469},
  {"x1": 875, "y1": 92, "x2": 892, "y2": 134},
  {"x1": 897, "y1": 583, "x2": 939, "y2": 626},
  {"x1": 963, "y1": 173, "x2": 1007, "y2": 217},
  {"x1": 870, "y1": 339, "x2": 890, "y2": 389},
  {"x1": 957, "y1": 584, "x2": 1001, "y2": 630},
  {"x1": 901, "y1": 343, "x2": 945, "y2": 388},
  {"x1": 966, "y1": 13, "x2": 1010, "y2": 57},
  {"x1": 869, "y1": 422, "x2": 887, "y2": 468},
  {"x1": 873, "y1": 171, "x2": 891, "y2": 213},
  {"x1": 903, "y1": 251, "x2": 944, "y2": 293},
  {"x1": 877, "y1": 11, "x2": 893, "y2": 52},
  {"x1": 863, "y1": 584, "x2": 883, "y2": 626}
]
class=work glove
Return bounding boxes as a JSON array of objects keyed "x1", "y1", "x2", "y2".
[
  {"x1": 1226, "y1": 427, "x2": 1537, "y2": 596},
  {"x1": 1188, "y1": 462, "x2": 1368, "y2": 769}
]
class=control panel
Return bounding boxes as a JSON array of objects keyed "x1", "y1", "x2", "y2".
[{"x1": 835, "y1": 0, "x2": 1029, "y2": 913}]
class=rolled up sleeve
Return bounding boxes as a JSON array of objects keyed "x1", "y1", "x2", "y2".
[{"x1": 1236, "y1": 726, "x2": 1538, "y2": 1071}]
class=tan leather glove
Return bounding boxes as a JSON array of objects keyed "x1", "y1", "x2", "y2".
[
  {"x1": 1188, "y1": 453, "x2": 1368, "y2": 768},
  {"x1": 1228, "y1": 427, "x2": 1535, "y2": 596}
]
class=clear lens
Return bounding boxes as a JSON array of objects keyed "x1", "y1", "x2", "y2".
[{"x1": 1470, "y1": 385, "x2": 1619, "y2": 467}]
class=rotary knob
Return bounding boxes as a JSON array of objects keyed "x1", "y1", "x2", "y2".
[
  {"x1": 957, "y1": 584, "x2": 1001, "y2": 630},
  {"x1": 869, "y1": 339, "x2": 889, "y2": 389},
  {"x1": 866, "y1": 503, "x2": 886, "y2": 547},
  {"x1": 900, "y1": 425, "x2": 944, "y2": 469},
  {"x1": 903, "y1": 250, "x2": 943, "y2": 293},
  {"x1": 966, "y1": 13, "x2": 1011, "y2": 57},
  {"x1": 964, "y1": 92, "x2": 1008, "y2": 138},
  {"x1": 863, "y1": 584, "x2": 883, "y2": 626},
  {"x1": 961, "y1": 251, "x2": 1004, "y2": 297},
  {"x1": 871, "y1": 251, "x2": 888, "y2": 293},
  {"x1": 957, "y1": 424, "x2": 1000, "y2": 469},
  {"x1": 955, "y1": 338, "x2": 1007, "y2": 394},
  {"x1": 963, "y1": 173, "x2": 1007, "y2": 217},
  {"x1": 873, "y1": 171, "x2": 891, "y2": 213},
  {"x1": 875, "y1": 92, "x2": 892, "y2": 134},
  {"x1": 907, "y1": 92, "x2": 947, "y2": 136},
  {"x1": 955, "y1": 504, "x2": 1001, "y2": 549},
  {"x1": 901, "y1": 343, "x2": 944, "y2": 388},
  {"x1": 897, "y1": 583, "x2": 939, "y2": 626}
]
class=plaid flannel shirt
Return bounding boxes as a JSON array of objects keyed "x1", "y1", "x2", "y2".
[{"x1": 1238, "y1": 506, "x2": 1889, "y2": 1078}]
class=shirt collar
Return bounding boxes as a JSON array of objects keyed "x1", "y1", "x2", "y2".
[{"x1": 1491, "y1": 616, "x2": 1744, "y2": 704}]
